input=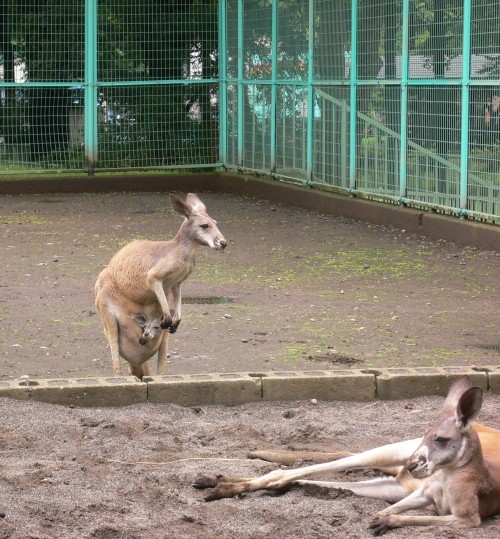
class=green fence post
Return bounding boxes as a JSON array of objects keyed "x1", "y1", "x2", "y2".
[
  {"x1": 219, "y1": 0, "x2": 227, "y2": 167},
  {"x1": 399, "y1": 0, "x2": 410, "y2": 199},
  {"x1": 460, "y1": 0, "x2": 472, "y2": 215},
  {"x1": 349, "y1": 0, "x2": 358, "y2": 191},
  {"x1": 270, "y1": 0, "x2": 278, "y2": 175},
  {"x1": 84, "y1": 0, "x2": 98, "y2": 174},
  {"x1": 306, "y1": 0, "x2": 314, "y2": 185},
  {"x1": 237, "y1": 0, "x2": 244, "y2": 169}
]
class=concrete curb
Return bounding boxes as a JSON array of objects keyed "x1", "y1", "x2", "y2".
[
  {"x1": 260, "y1": 370, "x2": 374, "y2": 402},
  {"x1": 369, "y1": 366, "x2": 489, "y2": 399},
  {"x1": 0, "y1": 376, "x2": 146, "y2": 407},
  {"x1": 0, "y1": 367, "x2": 498, "y2": 407},
  {"x1": 144, "y1": 373, "x2": 262, "y2": 406}
]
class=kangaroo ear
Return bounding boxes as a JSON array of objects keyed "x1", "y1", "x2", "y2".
[
  {"x1": 170, "y1": 194, "x2": 192, "y2": 219},
  {"x1": 442, "y1": 375, "x2": 473, "y2": 417},
  {"x1": 185, "y1": 193, "x2": 206, "y2": 213},
  {"x1": 455, "y1": 387, "x2": 483, "y2": 428}
]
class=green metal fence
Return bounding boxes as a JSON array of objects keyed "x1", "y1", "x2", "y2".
[{"x1": 1, "y1": 1, "x2": 499, "y2": 223}]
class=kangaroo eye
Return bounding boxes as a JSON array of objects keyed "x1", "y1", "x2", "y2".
[
  {"x1": 200, "y1": 223, "x2": 209, "y2": 229},
  {"x1": 435, "y1": 436, "x2": 449, "y2": 444}
]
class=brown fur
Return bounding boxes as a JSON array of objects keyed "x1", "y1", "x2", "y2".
[
  {"x1": 193, "y1": 377, "x2": 500, "y2": 535},
  {"x1": 95, "y1": 193, "x2": 226, "y2": 378}
]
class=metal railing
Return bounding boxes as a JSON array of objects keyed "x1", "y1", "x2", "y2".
[{"x1": 1, "y1": 1, "x2": 499, "y2": 223}]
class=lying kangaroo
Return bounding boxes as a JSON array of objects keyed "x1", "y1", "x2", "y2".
[
  {"x1": 193, "y1": 376, "x2": 500, "y2": 534},
  {"x1": 95, "y1": 193, "x2": 227, "y2": 378}
]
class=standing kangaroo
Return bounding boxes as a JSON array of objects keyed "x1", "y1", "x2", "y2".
[
  {"x1": 95, "y1": 193, "x2": 227, "y2": 378},
  {"x1": 193, "y1": 376, "x2": 500, "y2": 534}
]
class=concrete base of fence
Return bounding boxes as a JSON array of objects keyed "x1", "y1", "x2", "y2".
[{"x1": 0, "y1": 367, "x2": 497, "y2": 407}]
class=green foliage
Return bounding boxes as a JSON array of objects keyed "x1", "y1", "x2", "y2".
[{"x1": 1, "y1": 0, "x2": 219, "y2": 169}]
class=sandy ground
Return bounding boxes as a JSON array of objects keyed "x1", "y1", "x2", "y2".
[
  {"x1": 1, "y1": 393, "x2": 500, "y2": 539},
  {"x1": 0, "y1": 190, "x2": 499, "y2": 538}
]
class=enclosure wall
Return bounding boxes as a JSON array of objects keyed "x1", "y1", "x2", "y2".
[
  {"x1": 224, "y1": 0, "x2": 499, "y2": 222},
  {"x1": 0, "y1": 1, "x2": 499, "y2": 222}
]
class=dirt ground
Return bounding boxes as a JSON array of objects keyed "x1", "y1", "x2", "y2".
[
  {"x1": 1, "y1": 394, "x2": 500, "y2": 538},
  {"x1": 0, "y1": 190, "x2": 500, "y2": 538},
  {"x1": 0, "y1": 191, "x2": 499, "y2": 379}
]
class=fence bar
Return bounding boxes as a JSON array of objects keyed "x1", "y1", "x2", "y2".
[
  {"x1": 237, "y1": 0, "x2": 244, "y2": 168},
  {"x1": 305, "y1": 0, "x2": 315, "y2": 185},
  {"x1": 270, "y1": 0, "x2": 278, "y2": 174},
  {"x1": 218, "y1": 0, "x2": 227, "y2": 166},
  {"x1": 84, "y1": 0, "x2": 98, "y2": 173},
  {"x1": 460, "y1": 0, "x2": 472, "y2": 214},
  {"x1": 349, "y1": 0, "x2": 358, "y2": 190},
  {"x1": 399, "y1": 0, "x2": 410, "y2": 199}
]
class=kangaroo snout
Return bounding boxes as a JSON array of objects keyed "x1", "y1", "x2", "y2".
[
  {"x1": 406, "y1": 460, "x2": 419, "y2": 474},
  {"x1": 406, "y1": 460, "x2": 423, "y2": 475},
  {"x1": 216, "y1": 238, "x2": 228, "y2": 251},
  {"x1": 406, "y1": 453, "x2": 430, "y2": 479}
]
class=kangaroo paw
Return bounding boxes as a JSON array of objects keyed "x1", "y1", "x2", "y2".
[
  {"x1": 168, "y1": 319, "x2": 181, "y2": 334},
  {"x1": 191, "y1": 475, "x2": 222, "y2": 490},
  {"x1": 369, "y1": 515, "x2": 391, "y2": 536}
]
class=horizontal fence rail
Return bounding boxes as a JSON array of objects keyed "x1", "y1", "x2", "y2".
[{"x1": 0, "y1": 1, "x2": 499, "y2": 223}]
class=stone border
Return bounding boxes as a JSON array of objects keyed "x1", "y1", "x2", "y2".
[
  {"x1": 0, "y1": 366, "x2": 498, "y2": 407},
  {"x1": 0, "y1": 376, "x2": 146, "y2": 407}
]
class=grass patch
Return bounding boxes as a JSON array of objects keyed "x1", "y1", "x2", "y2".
[
  {"x1": 304, "y1": 248, "x2": 428, "y2": 280},
  {"x1": 282, "y1": 343, "x2": 309, "y2": 363},
  {"x1": 1, "y1": 214, "x2": 48, "y2": 225}
]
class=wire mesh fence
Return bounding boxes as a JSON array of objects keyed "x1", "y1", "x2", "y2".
[
  {"x1": 0, "y1": 0, "x2": 219, "y2": 174},
  {"x1": 0, "y1": 1, "x2": 499, "y2": 222}
]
